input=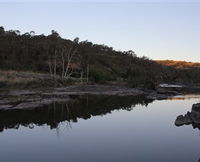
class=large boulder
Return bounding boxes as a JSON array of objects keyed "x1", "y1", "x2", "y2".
[
  {"x1": 192, "y1": 103, "x2": 200, "y2": 113},
  {"x1": 175, "y1": 103, "x2": 200, "y2": 129},
  {"x1": 175, "y1": 114, "x2": 192, "y2": 126}
]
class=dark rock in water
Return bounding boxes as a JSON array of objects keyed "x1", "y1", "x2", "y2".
[
  {"x1": 175, "y1": 114, "x2": 192, "y2": 126},
  {"x1": 175, "y1": 103, "x2": 200, "y2": 129},
  {"x1": 192, "y1": 103, "x2": 200, "y2": 112}
]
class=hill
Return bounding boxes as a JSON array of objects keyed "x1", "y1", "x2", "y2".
[
  {"x1": 156, "y1": 60, "x2": 200, "y2": 69},
  {"x1": 0, "y1": 26, "x2": 200, "y2": 89}
]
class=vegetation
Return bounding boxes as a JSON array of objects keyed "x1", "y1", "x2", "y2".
[
  {"x1": 0, "y1": 70, "x2": 65, "y2": 89},
  {"x1": 0, "y1": 26, "x2": 200, "y2": 89},
  {"x1": 156, "y1": 60, "x2": 200, "y2": 69}
]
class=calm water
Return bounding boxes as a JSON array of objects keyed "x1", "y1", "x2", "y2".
[{"x1": 0, "y1": 95, "x2": 200, "y2": 162}]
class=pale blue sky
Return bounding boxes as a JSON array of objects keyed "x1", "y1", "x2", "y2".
[{"x1": 0, "y1": 0, "x2": 200, "y2": 62}]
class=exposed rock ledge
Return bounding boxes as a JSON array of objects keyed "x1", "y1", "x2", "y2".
[
  {"x1": 0, "y1": 85, "x2": 145, "y2": 110},
  {"x1": 0, "y1": 84, "x2": 178, "y2": 111},
  {"x1": 175, "y1": 103, "x2": 200, "y2": 129}
]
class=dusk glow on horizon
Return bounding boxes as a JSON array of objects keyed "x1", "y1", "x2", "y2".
[{"x1": 0, "y1": 0, "x2": 200, "y2": 62}]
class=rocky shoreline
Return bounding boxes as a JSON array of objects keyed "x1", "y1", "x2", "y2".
[{"x1": 0, "y1": 84, "x2": 178, "y2": 111}]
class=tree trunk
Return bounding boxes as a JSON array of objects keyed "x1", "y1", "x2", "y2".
[
  {"x1": 54, "y1": 50, "x2": 57, "y2": 78},
  {"x1": 86, "y1": 64, "x2": 89, "y2": 83},
  {"x1": 80, "y1": 70, "x2": 83, "y2": 83},
  {"x1": 61, "y1": 52, "x2": 65, "y2": 79},
  {"x1": 48, "y1": 62, "x2": 53, "y2": 77}
]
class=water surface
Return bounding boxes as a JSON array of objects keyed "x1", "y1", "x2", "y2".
[{"x1": 0, "y1": 95, "x2": 199, "y2": 161}]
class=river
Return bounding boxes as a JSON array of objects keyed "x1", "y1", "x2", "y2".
[{"x1": 0, "y1": 95, "x2": 199, "y2": 161}]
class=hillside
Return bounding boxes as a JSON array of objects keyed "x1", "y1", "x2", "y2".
[
  {"x1": 156, "y1": 60, "x2": 200, "y2": 69},
  {"x1": 0, "y1": 26, "x2": 200, "y2": 89}
]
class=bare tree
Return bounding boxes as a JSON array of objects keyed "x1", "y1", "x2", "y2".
[{"x1": 60, "y1": 38, "x2": 79, "y2": 80}]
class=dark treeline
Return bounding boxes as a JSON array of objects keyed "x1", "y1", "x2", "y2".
[
  {"x1": 0, "y1": 95, "x2": 152, "y2": 132},
  {"x1": 0, "y1": 26, "x2": 200, "y2": 88}
]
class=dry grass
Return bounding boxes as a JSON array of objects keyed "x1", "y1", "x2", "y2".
[
  {"x1": 0, "y1": 70, "x2": 36, "y2": 84},
  {"x1": 0, "y1": 70, "x2": 68, "y2": 89},
  {"x1": 156, "y1": 60, "x2": 200, "y2": 69}
]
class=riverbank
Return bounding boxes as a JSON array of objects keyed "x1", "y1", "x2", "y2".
[
  {"x1": 1, "y1": 71, "x2": 200, "y2": 111},
  {"x1": 0, "y1": 84, "x2": 142, "y2": 110},
  {"x1": 0, "y1": 84, "x2": 178, "y2": 110}
]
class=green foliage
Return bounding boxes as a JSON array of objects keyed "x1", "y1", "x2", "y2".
[{"x1": 89, "y1": 68, "x2": 114, "y2": 83}]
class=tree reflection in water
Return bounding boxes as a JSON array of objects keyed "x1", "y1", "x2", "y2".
[{"x1": 0, "y1": 95, "x2": 153, "y2": 132}]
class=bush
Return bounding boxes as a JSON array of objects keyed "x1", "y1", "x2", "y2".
[{"x1": 89, "y1": 68, "x2": 114, "y2": 83}]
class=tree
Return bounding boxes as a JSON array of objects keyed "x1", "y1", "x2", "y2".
[
  {"x1": 0, "y1": 26, "x2": 5, "y2": 36},
  {"x1": 62, "y1": 38, "x2": 79, "y2": 80},
  {"x1": 30, "y1": 31, "x2": 35, "y2": 36},
  {"x1": 50, "y1": 30, "x2": 60, "y2": 38}
]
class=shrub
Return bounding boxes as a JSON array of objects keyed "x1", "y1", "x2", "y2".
[{"x1": 89, "y1": 68, "x2": 114, "y2": 83}]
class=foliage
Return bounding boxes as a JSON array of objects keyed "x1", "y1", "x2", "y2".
[
  {"x1": 89, "y1": 67, "x2": 115, "y2": 83},
  {"x1": 0, "y1": 26, "x2": 200, "y2": 88}
]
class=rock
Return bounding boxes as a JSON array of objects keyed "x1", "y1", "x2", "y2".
[
  {"x1": 158, "y1": 84, "x2": 183, "y2": 88},
  {"x1": 157, "y1": 88, "x2": 180, "y2": 95},
  {"x1": 175, "y1": 114, "x2": 192, "y2": 126},
  {"x1": 0, "y1": 85, "x2": 146, "y2": 110},
  {"x1": 190, "y1": 112, "x2": 200, "y2": 124},
  {"x1": 0, "y1": 105, "x2": 13, "y2": 110},
  {"x1": 9, "y1": 90, "x2": 38, "y2": 96},
  {"x1": 11, "y1": 98, "x2": 70, "y2": 110},
  {"x1": 192, "y1": 103, "x2": 200, "y2": 112},
  {"x1": 146, "y1": 91, "x2": 170, "y2": 100},
  {"x1": 175, "y1": 103, "x2": 200, "y2": 129}
]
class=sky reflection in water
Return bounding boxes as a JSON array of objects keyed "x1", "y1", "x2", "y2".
[{"x1": 0, "y1": 95, "x2": 199, "y2": 161}]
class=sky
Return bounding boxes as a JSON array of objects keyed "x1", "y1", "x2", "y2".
[{"x1": 0, "y1": 0, "x2": 200, "y2": 62}]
